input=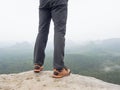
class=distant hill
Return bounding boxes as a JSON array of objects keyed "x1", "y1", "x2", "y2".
[
  {"x1": 65, "y1": 38, "x2": 120, "y2": 54},
  {"x1": 0, "y1": 38, "x2": 120, "y2": 54}
]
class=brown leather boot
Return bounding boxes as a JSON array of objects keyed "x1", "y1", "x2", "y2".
[
  {"x1": 52, "y1": 68, "x2": 71, "y2": 78},
  {"x1": 34, "y1": 64, "x2": 44, "y2": 73}
]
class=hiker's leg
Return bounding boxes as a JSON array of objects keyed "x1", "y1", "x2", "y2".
[
  {"x1": 51, "y1": 4, "x2": 68, "y2": 69},
  {"x1": 34, "y1": 8, "x2": 51, "y2": 66}
]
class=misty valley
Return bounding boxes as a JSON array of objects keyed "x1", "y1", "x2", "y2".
[{"x1": 0, "y1": 38, "x2": 120, "y2": 85}]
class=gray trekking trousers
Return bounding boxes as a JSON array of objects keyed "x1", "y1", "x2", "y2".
[{"x1": 34, "y1": 0, "x2": 68, "y2": 69}]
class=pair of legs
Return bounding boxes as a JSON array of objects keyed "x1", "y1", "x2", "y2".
[{"x1": 34, "y1": 4, "x2": 67, "y2": 70}]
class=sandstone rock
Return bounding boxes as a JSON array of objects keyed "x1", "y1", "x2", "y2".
[{"x1": 0, "y1": 71, "x2": 120, "y2": 90}]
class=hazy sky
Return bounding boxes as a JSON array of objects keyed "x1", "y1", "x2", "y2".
[{"x1": 0, "y1": 0, "x2": 120, "y2": 42}]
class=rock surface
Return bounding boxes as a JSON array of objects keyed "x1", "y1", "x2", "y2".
[{"x1": 0, "y1": 71, "x2": 120, "y2": 90}]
